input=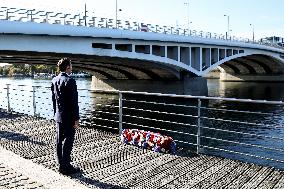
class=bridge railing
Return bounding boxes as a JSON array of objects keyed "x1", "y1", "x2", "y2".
[
  {"x1": 0, "y1": 83, "x2": 284, "y2": 169},
  {"x1": 2, "y1": 6, "x2": 283, "y2": 49},
  {"x1": 0, "y1": 84, "x2": 119, "y2": 131},
  {"x1": 121, "y1": 91, "x2": 284, "y2": 168}
]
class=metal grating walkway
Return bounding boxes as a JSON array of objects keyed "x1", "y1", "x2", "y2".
[{"x1": 0, "y1": 110, "x2": 283, "y2": 189}]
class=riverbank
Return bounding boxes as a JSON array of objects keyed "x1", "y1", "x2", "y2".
[{"x1": 0, "y1": 73, "x2": 91, "y2": 79}]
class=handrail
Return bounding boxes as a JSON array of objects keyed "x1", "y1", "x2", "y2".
[
  {"x1": 0, "y1": 6, "x2": 283, "y2": 50},
  {"x1": 79, "y1": 88, "x2": 284, "y2": 105},
  {"x1": 119, "y1": 90, "x2": 284, "y2": 105},
  {"x1": 0, "y1": 83, "x2": 283, "y2": 169}
]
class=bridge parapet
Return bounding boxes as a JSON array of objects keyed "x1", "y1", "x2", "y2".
[{"x1": 1, "y1": 6, "x2": 283, "y2": 50}]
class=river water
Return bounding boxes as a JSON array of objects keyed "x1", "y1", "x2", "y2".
[
  {"x1": 0, "y1": 77, "x2": 283, "y2": 169},
  {"x1": 2, "y1": 77, "x2": 284, "y2": 100}
]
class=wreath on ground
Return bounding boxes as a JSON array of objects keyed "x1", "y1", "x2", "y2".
[{"x1": 121, "y1": 129, "x2": 176, "y2": 154}]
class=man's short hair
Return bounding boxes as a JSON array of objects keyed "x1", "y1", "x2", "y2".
[{"x1": 57, "y1": 58, "x2": 71, "y2": 72}]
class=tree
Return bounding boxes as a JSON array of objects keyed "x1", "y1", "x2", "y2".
[
  {"x1": 0, "y1": 63, "x2": 60, "y2": 76},
  {"x1": 2, "y1": 66, "x2": 10, "y2": 75}
]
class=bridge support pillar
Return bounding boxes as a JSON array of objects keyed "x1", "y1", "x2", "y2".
[{"x1": 91, "y1": 76, "x2": 208, "y2": 96}]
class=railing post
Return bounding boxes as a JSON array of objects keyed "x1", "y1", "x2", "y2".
[
  {"x1": 30, "y1": 10, "x2": 33, "y2": 21},
  {"x1": 118, "y1": 92, "x2": 123, "y2": 135},
  {"x1": 32, "y1": 86, "x2": 37, "y2": 116},
  {"x1": 197, "y1": 98, "x2": 202, "y2": 154},
  {"x1": 5, "y1": 9, "x2": 9, "y2": 20},
  {"x1": 46, "y1": 13, "x2": 49, "y2": 23},
  {"x1": 6, "y1": 84, "x2": 11, "y2": 112}
]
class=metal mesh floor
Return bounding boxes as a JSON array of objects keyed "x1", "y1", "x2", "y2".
[{"x1": 0, "y1": 110, "x2": 284, "y2": 189}]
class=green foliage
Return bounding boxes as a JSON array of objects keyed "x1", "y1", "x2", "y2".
[{"x1": 0, "y1": 64, "x2": 57, "y2": 76}]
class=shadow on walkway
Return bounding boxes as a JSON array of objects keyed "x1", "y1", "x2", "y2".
[
  {"x1": 0, "y1": 130, "x2": 46, "y2": 146},
  {"x1": 69, "y1": 172, "x2": 128, "y2": 189}
]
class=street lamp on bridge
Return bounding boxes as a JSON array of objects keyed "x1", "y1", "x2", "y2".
[
  {"x1": 250, "y1": 23, "x2": 255, "y2": 42},
  {"x1": 84, "y1": 3, "x2": 87, "y2": 26},
  {"x1": 224, "y1": 14, "x2": 230, "y2": 39},
  {"x1": 184, "y1": 0, "x2": 190, "y2": 32},
  {"x1": 115, "y1": 0, "x2": 122, "y2": 29}
]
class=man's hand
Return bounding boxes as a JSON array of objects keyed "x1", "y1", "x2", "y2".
[{"x1": 73, "y1": 120, "x2": 79, "y2": 129}]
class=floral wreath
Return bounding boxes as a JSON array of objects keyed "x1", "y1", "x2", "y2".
[{"x1": 121, "y1": 129, "x2": 176, "y2": 154}]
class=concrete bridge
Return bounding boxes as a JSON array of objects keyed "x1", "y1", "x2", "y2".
[{"x1": 1, "y1": 7, "x2": 284, "y2": 94}]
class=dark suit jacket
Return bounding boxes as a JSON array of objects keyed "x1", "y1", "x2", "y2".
[{"x1": 51, "y1": 72, "x2": 79, "y2": 125}]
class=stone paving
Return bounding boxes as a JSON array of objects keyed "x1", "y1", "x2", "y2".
[
  {"x1": 0, "y1": 147, "x2": 90, "y2": 189},
  {"x1": 0, "y1": 110, "x2": 284, "y2": 189}
]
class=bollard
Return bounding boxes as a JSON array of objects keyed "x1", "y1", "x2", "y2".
[
  {"x1": 118, "y1": 92, "x2": 123, "y2": 135},
  {"x1": 197, "y1": 98, "x2": 201, "y2": 154},
  {"x1": 6, "y1": 84, "x2": 11, "y2": 112}
]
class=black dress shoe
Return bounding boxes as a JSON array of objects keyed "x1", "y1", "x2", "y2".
[{"x1": 59, "y1": 166, "x2": 80, "y2": 175}]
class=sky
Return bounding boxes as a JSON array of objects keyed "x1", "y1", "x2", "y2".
[{"x1": 1, "y1": 0, "x2": 283, "y2": 40}]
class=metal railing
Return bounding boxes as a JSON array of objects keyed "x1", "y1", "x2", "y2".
[
  {"x1": 1, "y1": 6, "x2": 283, "y2": 50},
  {"x1": 0, "y1": 84, "x2": 283, "y2": 169}
]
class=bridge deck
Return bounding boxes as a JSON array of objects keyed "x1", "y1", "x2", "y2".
[{"x1": 0, "y1": 110, "x2": 283, "y2": 189}]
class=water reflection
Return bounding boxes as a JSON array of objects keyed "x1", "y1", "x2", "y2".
[{"x1": 212, "y1": 80, "x2": 284, "y2": 101}]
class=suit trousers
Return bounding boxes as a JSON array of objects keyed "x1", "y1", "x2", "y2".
[{"x1": 56, "y1": 122, "x2": 75, "y2": 169}]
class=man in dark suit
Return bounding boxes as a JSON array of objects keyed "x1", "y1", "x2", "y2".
[{"x1": 51, "y1": 58, "x2": 80, "y2": 175}]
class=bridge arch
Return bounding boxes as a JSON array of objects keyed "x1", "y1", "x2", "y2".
[{"x1": 203, "y1": 53, "x2": 284, "y2": 76}]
